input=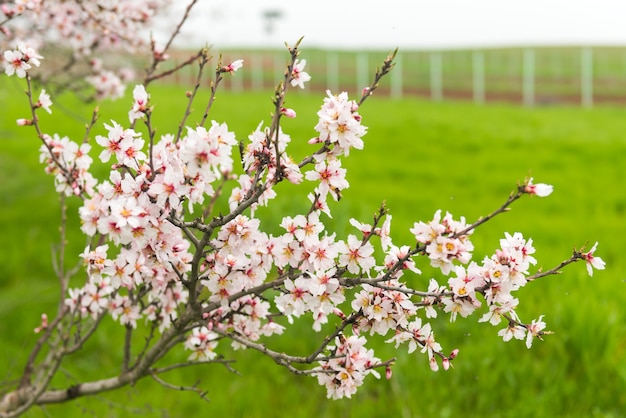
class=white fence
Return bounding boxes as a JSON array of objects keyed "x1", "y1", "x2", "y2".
[{"x1": 170, "y1": 47, "x2": 626, "y2": 107}]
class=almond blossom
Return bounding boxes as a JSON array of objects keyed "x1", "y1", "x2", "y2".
[
  {"x1": 581, "y1": 242, "x2": 606, "y2": 276},
  {"x1": 524, "y1": 177, "x2": 554, "y2": 197},
  {"x1": 290, "y1": 58, "x2": 311, "y2": 88},
  {"x1": 128, "y1": 84, "x2": 149, "y2": 122}
]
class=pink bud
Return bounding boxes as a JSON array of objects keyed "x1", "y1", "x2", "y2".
[
  {"x1": 308, "y1": 137, "x2": 322, "y2": 144},
  {"x1": 33, "y1": 313, "x2": 48, "y2": 333},
  {"x1": 429, "y1": 356, "x2": 439, "y2": 372},
  {"x1": 449, "y1": 348, "x2": 459, "y2": 359},
  {"x1": 362, "y1": 87, "x2": 371, "y2": 96},
  {"x1": 385, "y1": 365, "x2": 393, "y2": 380},
  {"x1": 280, "y1": 107, "x2": 297, "y2": 118},
  {"x1": 1, "y1": 4, "x2": 15, "y2": 17},
  {"x1": 333, "y1": 308, "x2": 346, "y2": 320},
  {"x1": 16, "y1": 118, "x2": 32, "y2": 126},
  {"x1": 442, "y1": 358, "x2": 450, "y2": 371}
]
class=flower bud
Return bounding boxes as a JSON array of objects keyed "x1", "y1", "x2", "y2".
[
  {"x1": 385, "y1": 365, "x2": 393, "y2": 380},
  {"x1": 429, "y1": 356, "x2": 439, "y2": 372},
  {"x1": 333, "y1": 308, "x2": 347, "y2": 320},
  {"x1": 280, "y1": 107, "x2": 297, "y2": 118}
]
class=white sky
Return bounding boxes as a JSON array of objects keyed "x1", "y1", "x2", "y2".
[{"x1": 160, "y1": 0, "x2": 626, "y2": 50}]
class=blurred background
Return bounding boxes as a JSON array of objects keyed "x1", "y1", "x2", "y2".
[{"x1": 149, "y1": 0, "x2": 626, "y2": 107}]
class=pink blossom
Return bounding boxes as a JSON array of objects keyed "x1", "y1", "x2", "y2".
[
  {"x1": 313, "y1": 90, "x2": 367, "y2": 156},
  {"x1": 290, "y1": 59, "x2": 311, "y2": 89},
  {"x1": 524, "y1": 177, "x2": 553, "y2": 197},
  {"x1": 36, "y1": 89, "x2": 52, "y2": 113},
  {"x1": 87, "y1": 70, "x2": 126, "y2": 100},
  {"x1": 128, "y1": 84, "x2": 149, "y2": 122},
  {"x1": 185, "y1": 326, "x2": 219, "y2": 361},
  {"x1": 498, "y1": 323, "x2": 526, "y2": 342},
  {"x1": 275, "y1": 277, "x2": 315, "y2": 319},
  {"x1": 581, "y1": 242, "x2": 606, "y2": 276},
  {"x1": 222, "y1": 59, "x2": 243, "y2": 74},
  {"x1": 3, "y1": 44, "x2": 42, "y2": 77},
  {"x1": 525, "y1": 315, "x2": 547, "y2": 348},
  {"x1": 305, "y1": 158, "x2": 349, "y2": 199},
  {"x1": 337, "y1": 234, "x2": 375, "y2": 274},
  {"x1": 110, "y1": 295, "x2": 141, "y2": 328}
]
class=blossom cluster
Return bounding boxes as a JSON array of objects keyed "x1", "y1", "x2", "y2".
[
  {"x1": 1, "y1": 0, "x2": 171, "y2": 98},
  {"x1": 8, "y1": 44, "x2": 607, "y2": 403},
  {"x1": 2, "y1": 42, "x2": 42, "y2": 78},
  {"x1": 315, "y1": 335, "x2": 382, "y2": 399}
]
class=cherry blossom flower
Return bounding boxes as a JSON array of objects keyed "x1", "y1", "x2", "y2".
[
  {"x1": 36, "y1": 89, "x2": 52, "y2": 113},
  {"x1": 222, "y1": 59, "x2": 243, "y2": 74},
  {"x1": 3, "y1": 49, "x2": 30, "y2": 77},
  {"x1": 313, "y1": 90, "x2": 367, "y2": 156},
  {"x1": 305, "y1": 158, "x2": 349, "y2": 199},
  {"x1": 525, "y1": 315, "x2": 547, "y2": 348},
  {"x1": 290, "y1": 59, "x2": 311, "y2": 89},
  {"x1": 110, "y1": 295, "x2": 141, "y2": 328},
  {"x1": 524, "y1": 177, "x2": 553, "y2": 197},
  {"x1": 185, "y1": 326, "x2": 219, "y2": 361},
  {"x1": 315, "y1": 335, "x2": 380, "y2": 399},
  {"x1": 581, "y1": 242, "x2": 606, "y2": 276},
  {"x1": 498, "y1": 322, "x2": 526, "y2": 342},
  {"x1": 337, "y1": 234, "x2": 375, "y2": 274},
  {"x1": 128, "y1": 84, "x2": 149, "y2": 122},
  {"x1": 87, "y1": 70, "x2": 126, "y2": 100},
  {"x1": 95, "y1": 120, "x2": 145, "y2": 169},
  {"x1": 275, "y1": 277, "x2": 315, "y2": 320}
]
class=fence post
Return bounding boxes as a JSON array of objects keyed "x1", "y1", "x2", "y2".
[
  {"x1": 391, "y1": 52, "x2": 403, "y2": 99},
  {"x1": 430, "y1": 51, "x2": 442, "y2": 102},
  {"x1": 327, "y1": 52, "x2": 339, "y2": 92},
  {"x1": 581, "y1": 46, "x2": 594, "y2": 108},
  {"x1": 272, "y1": 51, "x2": 286, "y2": 84},
  {"x1": 523, "y1": 48, "x2": 535, "y2": 107},
  {"x1": 356, "y1": 52, "x2": 368, "y2": 96},
  {"x1": 473, "y1": 50, "x2": 485, "y2": 104},
  {"x1": 250, "y1": 53, "x2": 263, "y2": 91}
]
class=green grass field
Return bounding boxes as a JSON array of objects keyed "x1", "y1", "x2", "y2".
[{"x1": 1, "y1": 77, "x2": 626, "y2": 417}]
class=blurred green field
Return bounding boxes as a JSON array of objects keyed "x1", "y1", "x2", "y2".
[{"x1": 1, "y1": 77, "x2": 626, "y2": 417}]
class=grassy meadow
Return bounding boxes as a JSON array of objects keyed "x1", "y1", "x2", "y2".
[{"x1": 1, "y1": 76, "x2": 626, "y2": 417}]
